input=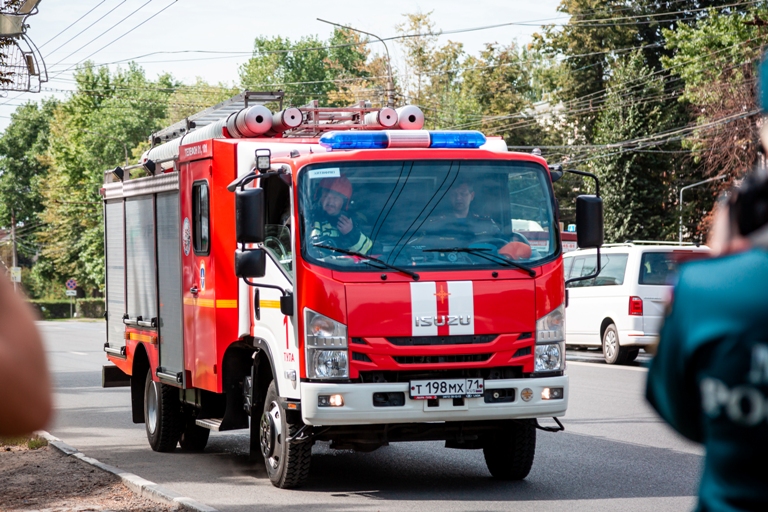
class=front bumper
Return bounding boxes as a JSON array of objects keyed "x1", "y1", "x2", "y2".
[{"x1": 301, "y1": 375, "x2": 568, "y2": 426}]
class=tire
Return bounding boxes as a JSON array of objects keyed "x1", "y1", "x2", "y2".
[
  {"x1": 259, "y1": 381, "x2": 311, "y2": 488},
  {"x1": 626, "y1": 348, "x2": 640, "y2": 363},
  {"x1": 144, "y1": 371, "x2": 182, "y2": 452},
  {"x1": 179, "y1": 415, "x2": 210, "y2": 452},
  {"x1": 602, "y1": 324, "x2": 630, "y2": 365},
  {"x1": 483, "y1": 419, "x2": 536, "y2": 480}
]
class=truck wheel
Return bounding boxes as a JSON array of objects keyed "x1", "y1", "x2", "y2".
[
  {"x1": 144, "y1": 371, "x2": 182, "y2": 452},
  {"x1": 602, "y1": 324, "x2": 629, "y2": 364},
  {"x1": 483, "y1": 419, "x2": 536, "y2": 480},
  {"x1": 179, "y1": 415, "x2": 210, "y2": 452},
  {"x1": 259, "y1": 381, "x2": 311, "y2": 488}
]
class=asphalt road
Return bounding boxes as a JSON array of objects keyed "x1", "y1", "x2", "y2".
[{"x1": 43, "y1": 321, "x2": 702, "y2": 512}]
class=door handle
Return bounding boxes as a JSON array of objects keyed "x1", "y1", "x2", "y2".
[{"x1": 190, "y1": 286, "x2": 199, "y2": 295}]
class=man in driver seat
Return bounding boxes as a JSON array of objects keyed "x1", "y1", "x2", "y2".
[
  {"x1": 426, "y1": 180, "x2": 531, "y2": 260},
  {"x1": 428, "y1": 180, "x2": 501, "y2": 243},
  {"x1": 310, "y1": 176, "x2": 373, "y2": 255}
]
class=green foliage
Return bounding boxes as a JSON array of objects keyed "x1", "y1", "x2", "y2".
[
  {"x1": 591, "y1": 51, "x2": 678, "y2": 242},
  {"x1": 32, "y1": 63, "x2": 175, "y2": 296},
  {"x1": 239, "y1": 28, "x2": 371, "y2": 107},
  {"x1": 27, "y1": 300, "x2": 72, "y2": 319}
]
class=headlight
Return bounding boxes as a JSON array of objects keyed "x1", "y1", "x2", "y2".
[
  {"x1": 534, "y1": 342, "x2": 565, "y2": 372},
  {"x1": 535, "y1": 304, "x2": 565, "y2": 373},
  {"x1": 305, "y1": 308, "x2": 348, "y2": 379},
  {"x1": 536, "y1": 303, "x2": 564, "y2": 343}
]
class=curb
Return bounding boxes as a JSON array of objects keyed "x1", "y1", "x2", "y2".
[{"x1": 38, "y1": 431, "x2": 218, "y2": 512}]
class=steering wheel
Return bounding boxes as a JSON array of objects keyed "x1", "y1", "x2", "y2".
[
  {"x1": 310, "y1": 235, "x2": 337, "y2": 249},
  {"x1": 470, "y1": 237, "x2": 515, "y2": 250},
  {"x1": 265, "y1": 236, "x2": 289, "y2": 261}
]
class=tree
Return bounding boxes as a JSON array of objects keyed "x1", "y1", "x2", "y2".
[
  {"x1": 662, "y1": 6, "x2": 767, "y2": 237},
  {"x1": 32, "y1": 63, "x2": 175, "y2": 296},
  {"x1": 591, "y1": 51, "x2": 678, "y2": 242},
  {"x1": 239, "y1": 29, "x2": 371, "y2": 108}
]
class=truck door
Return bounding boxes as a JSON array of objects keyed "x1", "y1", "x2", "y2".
[
  {"x1": 104, "y1": 197, "x2": 126, "y2": 356},
  {"x1": 181, "y1": 161, "x2": 217, "y2": 390},
  {"x1": 156, "y1": 188, "x2": 185, "y2": 385}
]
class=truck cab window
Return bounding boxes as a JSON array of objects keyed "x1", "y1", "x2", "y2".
[
  {"x1": 262, "y1": 175, "x2": 293, "y2": 276},
  {"x1": 192, "y1": 181, "x2": 209, "y2": 255}
]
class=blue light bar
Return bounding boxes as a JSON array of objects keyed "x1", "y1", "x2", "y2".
[
  {"x1": 319, "y1": 131, "x2": 388, "y2": 150},
  {"x1": 428, "y1": 130, "x2": 486, "y2": 149},
  {"x1": 319, "y1": 130, "x2": 487, "y2": 150}
]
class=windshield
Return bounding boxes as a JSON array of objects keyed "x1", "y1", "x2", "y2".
[{"x1": 299, "y1": 160, "x2": 558, "y2": 271}]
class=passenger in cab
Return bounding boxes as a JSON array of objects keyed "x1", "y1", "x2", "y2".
[{"x1": 309, "y1": 176, "x2": 373, "y2": 254}]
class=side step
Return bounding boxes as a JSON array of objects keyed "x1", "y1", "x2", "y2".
[{"x1": 195, "y1": 418, "x2": 223, "y2": 431}]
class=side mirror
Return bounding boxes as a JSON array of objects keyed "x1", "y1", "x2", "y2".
[
  {"x1": 236, "y1": 188, "x2": 265, "y2": 243},
  {"x1": 235, "y1": 249, "x2": 266, "y2": 278},
  {"x1": 280, "y1": 293, "x2": 294, "y2": 316},
  {"x1": 575, "y1": 195, "x2": 604, "y2": 249}
]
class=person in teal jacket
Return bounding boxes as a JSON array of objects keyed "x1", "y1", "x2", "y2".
[{"x1": 646, "y1": 168, "x2": 768, "y2": 511}]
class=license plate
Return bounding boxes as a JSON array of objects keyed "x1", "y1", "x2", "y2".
[{"x1": 409, "y1": 378, "x2": 484, "y2": 400}]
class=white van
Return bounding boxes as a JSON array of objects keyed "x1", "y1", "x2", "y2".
[{"x1": 563, "y1": 242, "x2": 710, "y2": 364}]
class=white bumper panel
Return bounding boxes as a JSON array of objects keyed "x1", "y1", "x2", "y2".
[
  {"x1": 619, "y1": 332, "x2": 658, "y2": 347},
  {"x1": 301, "y1": 375, "x2": 568, "y2": 426}
]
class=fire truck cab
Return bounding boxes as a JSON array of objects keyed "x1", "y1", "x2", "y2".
[{"x1": 101, "y1": 91, "x2": 603, "y2": 488}]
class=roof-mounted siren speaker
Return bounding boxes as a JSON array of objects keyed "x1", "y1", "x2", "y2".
[
  {"x1": 226, "y1": 105, "x2": 273, "y2": 138},
  {"x1": 271, "y1": 107, "x2": 303, "y2": 133},
  {"x1": 395, "y1": 105, "x2": 424, "y2": 130},
  {"x1": 363, "y1": 107, "x2": 398, "y2": 128}
]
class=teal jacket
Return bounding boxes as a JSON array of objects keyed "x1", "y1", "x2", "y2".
[{"x1": 646, "y1": 248, "x2": 768, "y2": 512}]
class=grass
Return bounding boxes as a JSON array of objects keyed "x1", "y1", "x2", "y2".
[{"x1": 0, "y1": 435, "x2": 49, "y2": 450}]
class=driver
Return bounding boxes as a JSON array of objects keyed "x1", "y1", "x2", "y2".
[
  {"x1": 426, "y1": 180, "x2": 531, "y2": 260},
  {"x1": 427, "y1": 180, "x2": 501, "y2": 243},
  {"x1": 309, "y1": 176, "x2": 373, "y2": 255}
]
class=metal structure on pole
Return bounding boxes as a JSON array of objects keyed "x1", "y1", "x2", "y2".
[
  {"x1": 679, "y1": 175, "x2": 726, "y2": 244},
  {"x1": 0, "y1": 0, "x2": 47, "y2": 93},
  {"x1": 317, "y1": 18, "x2": 395, "y2": 108}
]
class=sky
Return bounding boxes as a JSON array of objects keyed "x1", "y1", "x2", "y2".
[{"x1": 0, "y1": 0, "x2": 566, "y2": 131}]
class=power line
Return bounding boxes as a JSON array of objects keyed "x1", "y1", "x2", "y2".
[{"x1": 38, "y1": 0, "x2": 109, "y2": 49}]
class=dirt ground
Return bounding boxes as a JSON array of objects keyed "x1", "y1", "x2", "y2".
[{"x1": 0, "y1": 437, "x2": 173, "y2": 512}]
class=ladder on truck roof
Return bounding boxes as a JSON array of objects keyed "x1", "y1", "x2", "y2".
[
  {"x1": 149, "y1": 90, "x2": 420, "y2": 146},
  {"x1": 151, "y1": 90, "x2": 285, "y2": 144}
]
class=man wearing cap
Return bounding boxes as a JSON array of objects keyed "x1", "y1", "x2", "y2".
[{"x1": 309, "y1": 176, "x2": 373, "y2": 254}]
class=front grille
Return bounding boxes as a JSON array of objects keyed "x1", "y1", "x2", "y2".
[
  {"x1": 352, "y1": 352, "x2": 372, "y2": 362},
  {"x1": 513, "y1": 346, "x2": 532, "y2": 358},
  {"x1": 358, "y1": 365, "x2": 523, "y2": 383},
  {"x1": 386, "y1": 334, "x2": 497, "y2": 346},
  {"x1": 393, "y1": 353, "x2": 492, "y2": 364}
]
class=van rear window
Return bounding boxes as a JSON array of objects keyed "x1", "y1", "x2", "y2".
[{"x1": 638, "y1": 251, "x2": 705, "y2": 285}]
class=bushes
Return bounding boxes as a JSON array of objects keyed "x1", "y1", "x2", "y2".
[{"x1": 28, "y1": 299, "x2": 105, "y2": 319}]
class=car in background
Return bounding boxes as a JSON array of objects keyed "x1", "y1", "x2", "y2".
[{"x1": 563, "y1": 242, "x2": 711, "y2": 364}]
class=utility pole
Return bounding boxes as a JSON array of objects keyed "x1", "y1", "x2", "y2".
[
  {"x1": 679, "y1": 175, "x2": 726, "y2": 244},
  {"x1": 317, "y1": 18, "x2": 395, "y2": 108},
  {"x1": 10, "y1": 207, "x2": 16, "y2": 291}
]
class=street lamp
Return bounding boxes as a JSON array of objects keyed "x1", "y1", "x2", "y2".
[
  {"x1": 317, "y1": 18, "x2": 395, "y2": 108},
  {"x1": 83, "y1": 129, "x2": 129, "y2": 168},
  {"x1": 679, "y1": 175, "x2": 726, "y2": 244}
]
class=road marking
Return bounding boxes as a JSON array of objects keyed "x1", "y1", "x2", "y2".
[
  {"x1": 568, "y1": 361, "x2": 649, "y2": 372},
  {"x1": 69, "y1": 351, "x2": 88, "y2": 356}
]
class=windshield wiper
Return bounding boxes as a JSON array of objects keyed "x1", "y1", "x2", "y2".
[
  {"x1": 313, "y1": 243, "x2": 420, "y2": 281},
  {"x1": 423, "y1": 247, "x2": 536, "y2": 277}
]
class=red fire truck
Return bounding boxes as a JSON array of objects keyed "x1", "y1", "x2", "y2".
[{"x1": 101, "y1": 91, "x2": 603, "y2": 488}]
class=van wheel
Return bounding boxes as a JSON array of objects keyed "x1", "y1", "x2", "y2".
[
  {"x1": 144, "y1": 371, "x2": 182, "y2": 452},
  {"x1": 626, "y1": 348, "x2": 640, "y2": 362},
  {"x1": 602, "y1": 324, "x2": 630, "y2": 365},
  {"x1": 260, "y1": 381, "x2": 311, "y2": 488},
  {"x1": 483, "y1": 420, "x2": 536, "y2": 480}
]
